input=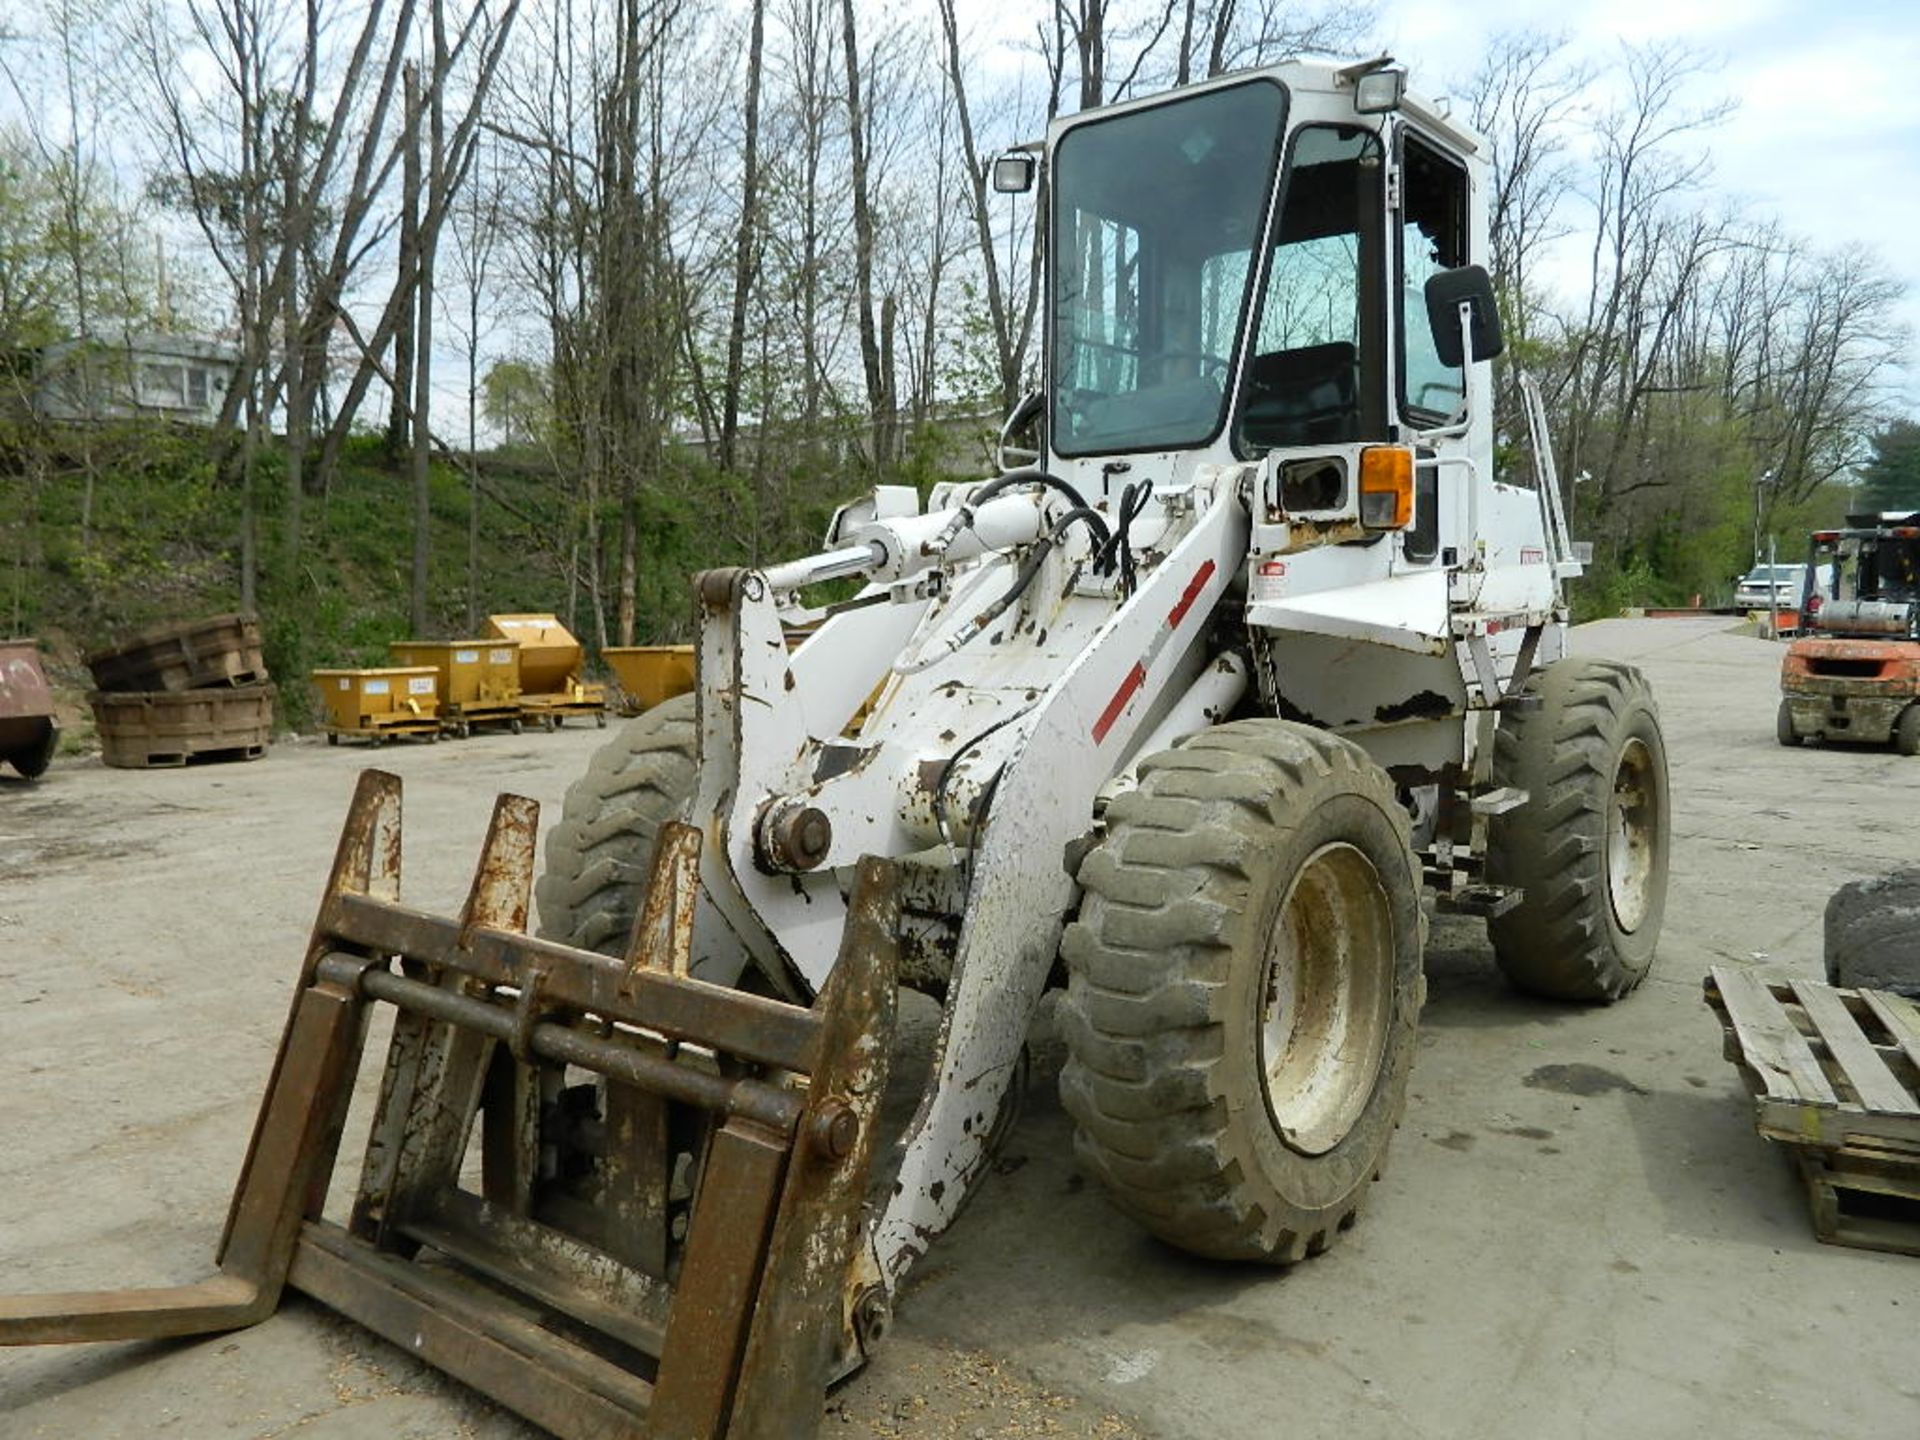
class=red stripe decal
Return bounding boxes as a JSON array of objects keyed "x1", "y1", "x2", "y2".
[
  {"x1": 1092, "y1": 663, "x2": 1147, "y2": 744},
  {"x1": 1167, "y1": 560, "x2": 1217, "y2": 629}
]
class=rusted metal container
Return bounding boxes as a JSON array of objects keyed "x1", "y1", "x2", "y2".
[
  {"x1": 86, "y1": 613, "x2": 268, "y2": 693},
  {"x1": 90, "y1": 684, "x2": 274, "y2": 768},
  {"x1": 603, "y1": 645, "x2": 695, "y2": 714},
  {"x1": 0, "y1": 640, "x2": 59, "y2": 779},
  {"x1": 313, "y1": 667, "x2": 441, "y2": 744},
  {"x1": 387, "y1": 639, "x2": 522, "y2": 737}
]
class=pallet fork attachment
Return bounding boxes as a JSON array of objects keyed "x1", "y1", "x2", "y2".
[{"x1": 0, "y1": 770, "x2": 900, "y2": 1440}]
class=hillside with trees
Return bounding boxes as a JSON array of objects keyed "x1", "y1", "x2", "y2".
[{"x1": 0, "y1": 1, "x2": 1910, "y2": 724}]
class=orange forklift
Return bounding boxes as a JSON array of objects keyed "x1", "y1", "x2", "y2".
[{"x1": 1778, "y1": 510, "x2": 1920, "y2": 753}]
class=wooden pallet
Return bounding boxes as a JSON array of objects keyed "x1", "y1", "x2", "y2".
[{"x1": 1704, "y1": 967, "x2": 1920, "y2": 1255}]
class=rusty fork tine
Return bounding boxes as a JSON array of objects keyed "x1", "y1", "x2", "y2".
[
  {"x1": 327, "y1": 769, "x2": 405, "y2": 908},
  {"x1": 624, "y1": 819, "x2": 702, "y2": 982},
  {"x1": 220, "y1": 769, "x2": 402, "y2": 1263},
  {"x1": 459, "y1": 793, "x2": 540, "y2": 943}
]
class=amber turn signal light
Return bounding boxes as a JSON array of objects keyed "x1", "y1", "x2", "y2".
[{"x1": 1358, "y1": 446, "x2": 1414, "y2": 529}]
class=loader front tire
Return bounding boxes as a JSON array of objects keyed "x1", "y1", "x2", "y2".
[
  {"x1": 536, "y1": 693, "x2": 697, "y2": 953},
  {"x1": 1058, "y1": 720, "x2": 1423, "y2": 1264},
  {"x1": 1487, "y1": 658, "x2": 1669, "y2": 1002}
]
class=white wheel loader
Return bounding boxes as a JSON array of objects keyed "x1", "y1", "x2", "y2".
[{"x1": 2, "y1": 57, "x2": 1669, "y2": 1439}]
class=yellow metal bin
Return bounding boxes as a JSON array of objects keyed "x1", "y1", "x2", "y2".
[
  {"x1": 602, "y1": 646, "x2": 695, "y2": 715},
  {"x1": 486, "y1": 614, "x2": 606, "y2": 729},
  {"x1": 313, "y1": 667, "x2": 442, "y2": 745},
  {"x1": 388, "y1": 639, "x2": 522, "y2": 737}
]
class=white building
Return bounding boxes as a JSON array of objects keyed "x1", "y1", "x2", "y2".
[{"x1": 24, "y1": 333, "x2": 240, "y2": 426}]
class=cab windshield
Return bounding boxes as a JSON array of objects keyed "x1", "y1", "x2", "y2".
[{"x1": 1050, "y1": 80, "x2": 1287, "y2": 456}]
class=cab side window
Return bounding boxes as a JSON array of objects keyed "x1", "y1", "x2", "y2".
[
  {"x1": 1235, "y1": 125, "x2": 1386, "y2": 455},
  {"x1": 1399, "y1": 133, "x2": 1468, "y2": 421}
]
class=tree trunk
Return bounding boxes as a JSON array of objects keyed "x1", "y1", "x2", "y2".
[
  {"x1": 410, "y1": 29, "x2": 444, "y2": 636},
  {"x1": 390, "y1": 64, "x2": 422, "y2": 454},
  {"x1": 840, "y1": 0, "x2": 889, "y2": 470},
  {"x1": 719, "y1": 0, "x2": 766, "y2": 473}
]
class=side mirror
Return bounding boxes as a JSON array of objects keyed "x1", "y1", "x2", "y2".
[{"x1": 1425, "y1": 264, "x2": 1504, "y2": 367}]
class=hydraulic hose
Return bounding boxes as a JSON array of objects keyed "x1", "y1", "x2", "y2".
[{"x1": 895, "y1": 506, "x2": 1108, "y2": 676}]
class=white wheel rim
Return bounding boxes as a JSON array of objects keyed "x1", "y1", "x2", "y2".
[
  {"x1": 1607, "y1": 737, "x2": 1658, "y2": 934},
  {"x1": 1259, "y1": 842, "x2": 1394, "y2": 1157}
]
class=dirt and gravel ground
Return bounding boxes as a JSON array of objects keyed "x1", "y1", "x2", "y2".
[{"x1": 3, "y1": 617, "x2": 1917, "y2": 1439}]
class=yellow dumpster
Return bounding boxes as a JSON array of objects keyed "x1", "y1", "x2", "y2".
[
  {"x1": 313, "y1": 667, "x2": 442, "y2": 745},
  {"x1": 602, "y1": 646, "x2": 695, "y2": 715},
  {"x1": 487, "y1": 614, "x2": 607, "y2": 730},
  {"x1": 388, "y1": 639, "x2": 523, "y2": 737}
]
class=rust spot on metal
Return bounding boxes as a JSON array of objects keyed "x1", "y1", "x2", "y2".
[
  {"x1": 623, "y1": 820, "x2": 701, "y2": 983},
  {"x1": 695, "y1": 566, "x2": 743, "y2": 610},
  {"x1": 458, "y1": 793, "x2": 539, "y2": 944},
  {"x1": 1278, "y1": 516, "x2": 1368, "y2": 552},
  {"x1": 0, "y1": 640, "x2": 58, "y2": 778},
  {"x1": 761, "y1": 803, "x2": 833, "y2": 872}
]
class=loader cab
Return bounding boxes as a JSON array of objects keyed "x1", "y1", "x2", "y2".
[{"x1": 1044, "y1": 63, "x2": 1494, "y2": 568}]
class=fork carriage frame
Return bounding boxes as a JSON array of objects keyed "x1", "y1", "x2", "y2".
[{"x1": 1, "y1": 771, "x2": 901, "y2": 1440}]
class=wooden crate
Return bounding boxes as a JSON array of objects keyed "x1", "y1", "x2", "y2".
[
  {"x1": 90, "y1": 684, "x2": 274, "y2": 769},
  {"x1": 86, "y1": 613, "x2": 268, "y2": 693},
  {"x1": 1704, "y1": 966, "x2": 1920, "y2": 1255}
]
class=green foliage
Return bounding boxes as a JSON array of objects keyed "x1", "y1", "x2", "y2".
[
  {"x1": 1858, "y1": 420, "x2": 1920, "y2": 515},
  {"x1": 0, "y1": 125, "x2": 163, "y2": 348},
  {"x1": 1567, "y1": 469, "x2": 1853, "y2": 621},
  {"x1": 481, "y1": 358, "x2": 553, "y2": 448},
  {"x1": 3, "y1": 419, "x2": 601, "y2": 729}
]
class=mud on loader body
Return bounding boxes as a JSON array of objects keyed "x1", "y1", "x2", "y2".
[{"x1": 3, "y1": 58, "x2": 1670, "y2": 1437}]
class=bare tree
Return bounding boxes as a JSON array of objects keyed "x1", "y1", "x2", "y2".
[
  {"x1": 718, "y1": 0, "x2": 765, "y2": 472},
  {"x1": 839, "y1": 0, "x2": 896, "y2": 470}
]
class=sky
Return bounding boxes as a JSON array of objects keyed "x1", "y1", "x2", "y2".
[
  {"x1": 5, "y1": 0, "x2": 1915, "y2": 429},
  {"x1": 1372, "y1": 0, "x2": 1920, "y2": 408}
]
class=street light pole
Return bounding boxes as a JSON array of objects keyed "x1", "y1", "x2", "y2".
[{"x1": 1752, "y1": 467, "x2": 1776, "y2": 564}]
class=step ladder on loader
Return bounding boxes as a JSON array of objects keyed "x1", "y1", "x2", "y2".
[{"x1": 0, "y1": 770, "x2": 901, "y2": 1440}]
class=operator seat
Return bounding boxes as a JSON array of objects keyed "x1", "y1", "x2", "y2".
[{"x1": 1241, "y1": 341, "x2": 1359, "y2": 450}]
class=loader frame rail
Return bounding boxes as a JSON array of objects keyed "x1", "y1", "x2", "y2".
[{"x1": 0, "y1": 771, "x2": 901, "y2": 1440}]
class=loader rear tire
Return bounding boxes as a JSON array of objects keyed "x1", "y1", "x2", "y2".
[
  {"x1": 1487, "y1": 658, "x2": 1669, "y2": 1002},
  {"x1": 1058, "y1": 720, "x2": 1423, "y2": 1264},
  {"x1": 536, "y1": 693, "x2": 697, "y2": 954}
]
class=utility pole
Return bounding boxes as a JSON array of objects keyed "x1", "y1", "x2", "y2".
[{"x1": 1751, "y1": 467, "x2": 1775, "y2": 564}]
